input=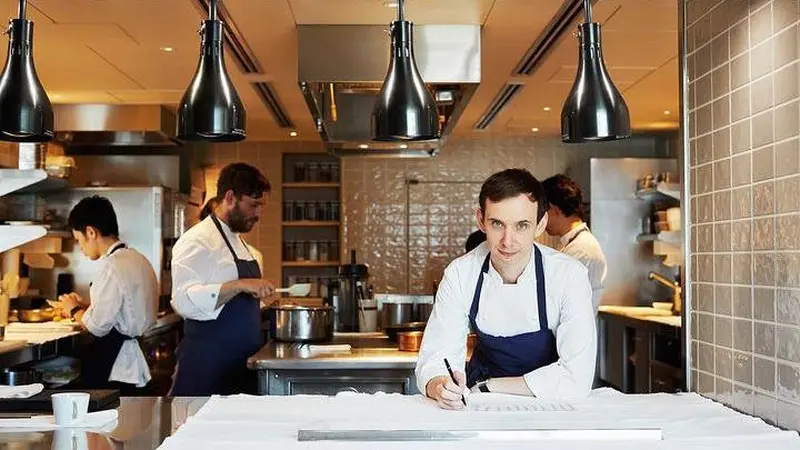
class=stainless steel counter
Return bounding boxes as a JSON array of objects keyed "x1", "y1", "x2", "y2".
[
  {"x1": 247, "y1": 332, "x2": 418, "y2": 370},
  {"x1": 0, "y1": 397, "x2": 208, "y2": 450},
  {"x1": 247, "y1": 333, "x2": 420, "y2": 395}
]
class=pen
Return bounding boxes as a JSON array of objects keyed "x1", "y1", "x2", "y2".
[{"x1": 443, "y1": 358, "x2": 467, "y2": 406}]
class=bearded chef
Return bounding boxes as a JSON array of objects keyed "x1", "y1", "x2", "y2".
[
  {"x1": 169, "y1": 163, "x2": 275, "y2": 396},
  {"x1": 415, "y1": 168, "x2": 596, "y2": 410}
]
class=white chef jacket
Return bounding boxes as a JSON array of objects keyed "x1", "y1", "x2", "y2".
[
  {"x1": 171, "y1": 215, "x2": 263, "y2": 321},
  {"x1": 560, "y1": 222, "x2": 607, "y2": 311},
  {"x1": 82, "y1": 241, "x2": 158, "y2": 387},
  {"x1": 415, "y1": 242, "x2": 596, "y2": 399}
]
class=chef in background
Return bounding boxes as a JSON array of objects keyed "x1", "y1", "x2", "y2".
[
  {"x1": 543, "y1": 174, "x2": 607, "y2": 311},
  {"x1": 170, "y1": 163, "x2": 275, "y2": 396},
  {"x1": 58, "y1": 195, "x2": 158, "y2": 394},
  {"x1": 416, "y1": 168, "x2": 596, "y2": 410}
]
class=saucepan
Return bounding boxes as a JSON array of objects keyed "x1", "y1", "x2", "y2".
[
  {"x1": 384, "y1": 321, "x2": 427, "y2": 342},
  {"x1": 397, "y1": 331, "x2": 424, "y2": 352},
  {"x1": 268, "y1": 304, "x2": 333, "y2": 342}
]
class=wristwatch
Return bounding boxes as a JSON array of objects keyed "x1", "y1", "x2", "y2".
[
  {"x1": 70, "y1": 306, "x2": 81, "y2": 318},
  {"x1": 477, "y1": 380, "x2": 490, "y2": 393}
]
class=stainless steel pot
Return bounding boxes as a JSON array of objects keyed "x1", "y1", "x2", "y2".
[
  {"x1": 268, "y1": 305, "x2": 333, "y2": 342},
  {"x1": 380, "y1": 302, "x2": 414, "y2": 329},
  {"x1": 416, "y1": 303, "x2": 434, "y2": 322}
]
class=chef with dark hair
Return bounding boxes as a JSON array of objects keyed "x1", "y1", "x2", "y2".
[
  {"x1": 58, "y1": 195, "x2": 158, "y2": 393},
  {"x1": 416, "y1": 168, "x2": 596, "y2": 410},
  {"x1": 170, "y1": 162, "x2": 275, "y2": 396}
]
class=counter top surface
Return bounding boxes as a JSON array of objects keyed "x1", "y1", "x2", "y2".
[
  {"x1": 247, "y1": 332, "x2": 418, "y2": 370},
  {"x1": 598, "y1": 306, "x2": 682, "y2": 328}
]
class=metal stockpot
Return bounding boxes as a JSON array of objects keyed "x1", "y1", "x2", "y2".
[{"x1": 268, "y1": 304, "x2": 334, "y2": 342}]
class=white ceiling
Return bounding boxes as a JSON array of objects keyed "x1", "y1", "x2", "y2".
[{"x1": 0, "y1": 0, "x2": 679, "y2": 140}]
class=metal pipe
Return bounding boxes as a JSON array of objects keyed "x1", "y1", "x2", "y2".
[
  {"x1": 648, "y1": 271, "x2": 678, "y2": 289},
  {"x1": 583, "y1": 0, "x2": 592, "y2": 23},
  {"x1": 17, "y1": 0, "x2": 26, "y2": 20},
  {"x1": 209, "y1": 0, "x2": 217, "y2": 21},
  {"x1": 398, "y1": 0, "x2": 405, "y2": 22}
]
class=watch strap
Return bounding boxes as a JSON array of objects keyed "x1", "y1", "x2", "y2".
[
  {"x1": 478, "y1": 381, "x2": 490, "y2": 393},
  {"x1": 70, "y1": 306, "x2": 81, "y2": 318}
]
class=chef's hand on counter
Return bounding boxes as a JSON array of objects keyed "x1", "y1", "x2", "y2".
[
  {"x1": 217, "y1": 279, "x2": 275, "y2": 308},
  {"x1": 426, "y1": 372, "x2": 468, "y2": 410}
]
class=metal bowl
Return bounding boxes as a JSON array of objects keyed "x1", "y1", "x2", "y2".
[
  {"x1": 18, "y1": 307, "x2": 55, "y2": 323},
  {"x1": 268, "y1": 304, "x2": 333, "y2": 342}
]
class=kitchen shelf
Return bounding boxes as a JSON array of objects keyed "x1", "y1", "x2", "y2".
[
  {"x1": 282, "y1": 261, "x2": 340, "y2": 267},
  {"x1": 0, "y1": 225, "x2": 48, "y2": 253},
  {"x1": 282, "y1": 182, "x2": 340, "y2": 188},
  {"x1": 282, "y1": 221, "x2": 339, "y2": 227},
  {"x1": 0, "y1": 169, "x2": 62, "y2": 197},
  {"x1": 635, "y1": 182, "x2": 681, "y2": 202},
  {"x1": 637, "y1": 231, "x2": 681, "y2": 245}
]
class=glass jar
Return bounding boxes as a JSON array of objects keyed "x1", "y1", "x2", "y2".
[
  {"x1": 308, "y1": 240, "x2": 319, "y2": 261},
  {"x1": 307, "y1": 163, "x2": 319, "y2": 182},
  {"x1": 318, "y1": 240, "x2": 330, "y2": 262},
  {"x1": 283, "y1": 241, "x2": 296, "y2": 261},
  {"x1": 316, "y1": 202, "x2": 327, "y2": 221},
  {"x1": 331, "y1": 162, "x2": 340, "y2": 182},
  {"x1": 305, "y1": 202, "x2": 317, "y2": 221},
  {"x1": 332, "y1": 202, "x2": 340, "y2": 221},
  {"x1": 293, "y1": 201, "x2": 305, "y2": 221},
  {"x1": 329, "y1": 240, "x2": 340, "y2": 262},
  {"x1": 295, "y1": 241, "x2": 307, "y2": 261},
  {"x1": 294, "y1": 162, "x2": 307, "y2": 182},
  {"x1": 319, "y1": 163, "x2": 331, "y2": 182},
  {"x1": 283, "y1": 201, "x2": 293, "y2": 221}
]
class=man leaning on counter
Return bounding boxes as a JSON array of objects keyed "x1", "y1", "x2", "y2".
[
  {"x1": 169, "y1": 163, "x2": 275, "y2": 396},
  {"x1": 416, "y1": 168, "x2": 597, "y2": 410}
]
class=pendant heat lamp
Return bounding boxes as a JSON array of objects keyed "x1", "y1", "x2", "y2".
[
  {"x1": 0, "y1": 0, "x2": 53, "y2": 142},
  {"x1": 561, "y1": 0, "x2": 630, "y2": 143},
  {"x1": 177, "y1": 0, "x2": 245, "y2": 142},
  {"x1": 372, "y1": 0, "x2": 439, "y2": 141}
]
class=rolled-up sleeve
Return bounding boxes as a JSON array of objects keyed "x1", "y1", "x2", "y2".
[
  {"x1": 415, "y1": 266, "x2": 470, "y2": 394},
  {"x1": 171, "y1": 239, "x2": 223, "y2": 321},
  {"x1": 523, "y1": 263, "x2": 597, "y2": 399},
  {"x1": 83, "y1": 267, "x2": 122, "y2": 337}
]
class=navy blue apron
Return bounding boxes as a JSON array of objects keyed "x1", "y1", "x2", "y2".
[
  {"x1": 466, "y1": 245, "x2": 559, "y2": 387},
  {"x1": 80, "y1": 243, "x2": 141, "y2": 389},
  {"x1": 170, "y1": 214, "x2": 263, "y2": 396}
]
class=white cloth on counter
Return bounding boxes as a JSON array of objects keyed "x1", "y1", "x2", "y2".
[
  {"x1": 559, "y1": 222, "x2": 607, "y2": 311},
  {"x1": 170, "y1": 216, "x2": 263, "y2": 321},
  {"x1": 156, "y1": 389, "x2": 800, "y2": 450},
  {"x1": 415, "y1": 242, "x2": 597, "y2": 399},
  {"x1": 0, "y1": 383, "x2": 43, "y2": 398},
  {"x1": 81, "y1": 241, "x2": 158, "y2": 387},
  {"x1": 0, "y1": 409, "x2": 118, "y2": 431}
]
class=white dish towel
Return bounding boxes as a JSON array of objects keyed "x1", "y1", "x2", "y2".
[{"x1": 0, "y1": 383, "x2": 44, "y2": 399}]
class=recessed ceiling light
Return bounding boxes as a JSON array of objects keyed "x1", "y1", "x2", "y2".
[
  {"x1": 531, "y1": 127, "x2": 539, "y2": 132},
  {"x1": 663, "y1": 110, "x2": 671, "y2": 115},
  {"x1": 359, "y1": 144, "x2": 369, "y2": 149},
  {"x1": 543, "y1": 107, "x2": 551, "y2": 112},
  {"x1": 289, "y1": 131, "x2": 298, "y2": 137},
  {"x1": 160, "y1": 46, "x2": 174, "y2": 52}
]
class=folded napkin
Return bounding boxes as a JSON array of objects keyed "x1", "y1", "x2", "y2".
[
  {"x1": 0, "y1": 409, "x2": 118, "y2": 430},
  {"x1": 308, "y1": 344, "x2": 352, "y2": 353},
  {"x1": 0, "y1": 383, "x2": 44, "y2": 399}
]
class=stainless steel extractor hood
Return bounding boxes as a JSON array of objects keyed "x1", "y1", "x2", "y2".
[
  {"x1": 52, "y1": 104, "x2": 180, "y2": 147},
  {"x1": 298, "y1": 24, "x2": 480, "y2": 158}
]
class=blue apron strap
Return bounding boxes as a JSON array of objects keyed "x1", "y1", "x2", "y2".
[
  {"x1": 468, "y1": 254, "x2": 491, "y2": 327},
  {"x1": 534, "y1": 245, "x2": 548, "y2": 330}
]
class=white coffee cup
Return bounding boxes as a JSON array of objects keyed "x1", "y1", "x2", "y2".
[{"x1": 51, "y1": 392, "x2": 90, "y2": 426}]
